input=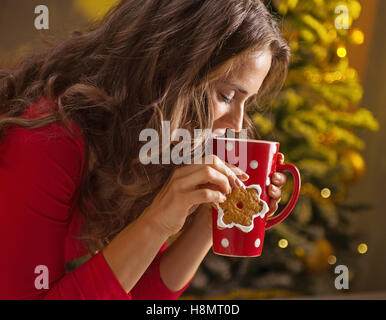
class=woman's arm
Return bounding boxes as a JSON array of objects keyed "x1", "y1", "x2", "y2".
[
  {"x1": 101, "y1": 208, "x2": 170, "y2": 293},
  {"x1": 159, "y1": 205, "x2": 212, "y2": 292}
]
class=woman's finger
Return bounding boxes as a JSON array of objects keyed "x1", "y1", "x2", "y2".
[
  {"x1": 268, "y1": 199, "x2": 279, "y2": 216},
  {"x1": 224, "y1": 162, "x2": 250, "y2": 181},
  {"x1": 171, "y1": 163, "x2": 202, "y2": 179},
  {"x1": 271, "y1": 172, "x2": 287, "y2": 186},
  {"x1": 189, "y1": 188, "x2": 227, "y2": 206},
  {"x1": 188, "y1": 204, "x2": 200, "y2": 215},
  {"x1": 181, "y1": 166, "x2": 232, "y2": 195},
  {"x1": 268, "y1": 184, "x2": 281, "y2": 200},
  {"x1": 171, "y1": 155, "x2": 247, "y2": 190},
  {"x1": 277, "y1": 152, "x2": 285, "y2": 164},
  {"x1": 209, "y1": 155, "x2": 248, "y2": 188}
]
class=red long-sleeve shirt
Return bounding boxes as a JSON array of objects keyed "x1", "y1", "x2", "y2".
[{"x1": 0, "y1": 98, "x2": 192, "y2": 300}]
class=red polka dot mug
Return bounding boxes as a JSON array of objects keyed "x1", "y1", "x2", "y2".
[{"x1": 211, "y1": 137, "x2": 301, "y2": 257}]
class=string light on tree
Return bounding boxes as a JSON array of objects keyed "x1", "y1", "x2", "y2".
[
  {"x1": 321, "y1": 188, "x2": 331, "y2": 199},
  {"x1": 278, "y1": 239, "x2": 289, "y2": 249},
  {"x1": 357, "y1": 243, "x2": 368, "y2": 254},
  {"x1": 342, "y1": 150, "x2": 366, "y2": 183},
  {"x1": 337, "y1": 46, "x2": 347, "y2": 58},
  {"x1": 327, "y1": 255, "x2": 337, "y2": 265},
  {"x1": 351, "y1": 28, "x2": 365, "y2": 45}
]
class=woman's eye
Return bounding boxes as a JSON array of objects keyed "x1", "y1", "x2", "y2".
[{"x1": 220, "y1": 93, "x2": 232, "y2": 104}]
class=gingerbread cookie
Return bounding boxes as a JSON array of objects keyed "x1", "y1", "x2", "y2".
[
  {"x1": 220, "y1": 187, "x2": 263, "y2": 226},
  {"x1": 212, "y1": 182, "x2": 269, "y2": 233}
]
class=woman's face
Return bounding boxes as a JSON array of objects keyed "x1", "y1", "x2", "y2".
[{"x1": 210, "y1": 49, "x2": 272, "y2": 137}]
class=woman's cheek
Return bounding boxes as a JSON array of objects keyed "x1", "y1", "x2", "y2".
[{"x1": 212, "y1": 101, "x2": 227, "y2": 121}]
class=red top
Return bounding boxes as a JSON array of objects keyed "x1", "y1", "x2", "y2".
[{"x1": 0, "y1": 98, "x2": 192, "y2": 300}]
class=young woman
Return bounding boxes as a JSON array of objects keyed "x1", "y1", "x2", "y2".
[{"x1": 0, "y1": 0, "x2": 290, "y2": 299}]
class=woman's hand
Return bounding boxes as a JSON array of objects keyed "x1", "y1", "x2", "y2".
[
  {"x1": 267, "y1": 153, "x2": 287, "y2": 216},
  {"x1": 191, "y1": 152, "x2": 288, "y2": 229},
  {"x1": 142, "y1": 155, "x2": 249, "y2": 238}
]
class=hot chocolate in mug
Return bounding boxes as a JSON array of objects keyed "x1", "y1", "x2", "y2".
[{"x1": 211, "y1": 137, "x2": 301, "y2": 257}]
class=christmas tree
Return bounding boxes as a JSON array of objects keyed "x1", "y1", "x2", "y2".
[{"x1": 183, "y1": 0, "x2": 379, "y2": 299}]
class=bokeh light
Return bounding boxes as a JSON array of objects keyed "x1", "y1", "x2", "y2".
[
  {"x1": 351, "y1": 28, "x2": 365, "y2": 45},
  {"x1": 357, "y1": 243, "x2": 368, "y2": 254},
  {"x1": 327, "y1": 255, "x2": 337, "y2": 265},
  {"x1": 321, "y1": 188, "x2": 331, "y2": 198},
  {"x1": 278, "y1": 239, "x2": 289, "y2": 248},
  {"x1": 337, "y1": 46, "x2": 347, "y2": 58}
]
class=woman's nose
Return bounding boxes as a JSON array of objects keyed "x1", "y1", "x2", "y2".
[{"x1": 227, "y1": 103, "x2": 244, "y2": 132}]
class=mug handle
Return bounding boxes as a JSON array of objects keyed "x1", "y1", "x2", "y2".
[{"x1": 265, "y1": 163, "x2": 301, "y2": 230}]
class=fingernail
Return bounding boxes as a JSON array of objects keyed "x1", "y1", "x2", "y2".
[
  {"x1": 220, "y1": 194, "x2": 227, "y2": 202},
  {"x1": 236, "y1": 177, "x2": 243, "y2": 187},
  {"x1": 233, "y1": 166, "x2": 249, "y2": 177}
]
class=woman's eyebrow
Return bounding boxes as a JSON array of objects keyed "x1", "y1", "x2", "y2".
[{"x1": 223, "y1": 81, "x2": 252, "y2": 96}]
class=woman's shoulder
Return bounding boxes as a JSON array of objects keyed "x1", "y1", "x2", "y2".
[
  {"x1": 1, "y1": 97, "x2": 87, "y2": 185},
  {"x1": 0, "y1": 97, "x2": 87, "y2": 223},
  {"x1": 21, "y1": 97, "x2": 86, "y2": 150}
]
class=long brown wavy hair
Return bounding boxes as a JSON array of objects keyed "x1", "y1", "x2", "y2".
[{"x1": 0, "y1": 0, "x2": 290, "y2": 253}]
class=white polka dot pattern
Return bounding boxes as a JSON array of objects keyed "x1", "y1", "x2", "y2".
[{"x1": 249, "y1": 160, "x2": 258, "y2": 169}]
